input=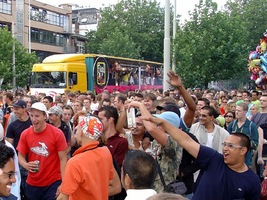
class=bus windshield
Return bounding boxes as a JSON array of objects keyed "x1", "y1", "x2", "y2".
[{"x1": 31, "y1": 72, "x2": 67, "y2": 88}]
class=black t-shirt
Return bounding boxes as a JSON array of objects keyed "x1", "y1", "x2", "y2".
[
  {"x1": 47, "y1": 120, "x2": 71, "y2": 143},
  {"x1": 59, "y1": 120, "x2": 71, "y2": 143},
  {"x1": 6, "y1": 117, "x2": 32, "y2": 149}
]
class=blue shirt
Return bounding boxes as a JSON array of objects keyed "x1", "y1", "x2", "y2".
[{"x1": 192, "y1": 146, "x2": 260, "y2": 200}]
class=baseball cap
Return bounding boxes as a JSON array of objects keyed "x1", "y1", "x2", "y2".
[
  {"x1": 156, "y1": 103, "x2": 181, "y2": 117},
  {"x1": 48, "y1": 106, "x2": 63, "y2": 115},
  {"x1": 79, "y1": 115, "x2": 103, "y2": 140},
  {"x1": 29, "y1": 102, "x2": 47, "y2": 113},
  {"x1": 153, "y1": 111, "x2": 180, "y2": 128},
  {"x1": 12, "y1": 100, "x2": 26, "y2": 108}
]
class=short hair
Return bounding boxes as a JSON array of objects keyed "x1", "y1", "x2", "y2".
[
  {"x1": 0, "y1": 143, "x2": 14, "y2": 169},
  {"x1": 116, "y1": 94, "x2": 127, "y2": 104},
  {"x1": 231, "y1": 132, "x2": 251, "y2": 154},
  {"x1": 62, "y1": 105, "x2": 74, "y2": 116},
  {"x1": 43, "y1": 96, "x2": 53, "y2": 103},
  {"x1": 251, "y1": 90, "x2": 259, "y2": 96},
  {"x1": 98, "y1": 106, "x2": 118, "y2": 125},
  {"x1": 74, "y1": 100, "x2": 83, "y2": 107},
  {"x1": 134, "y1": 93, "x2": 144, "y2": 99},
  {"x1": 163, "y1": 96, "x2": 177, "y2": 104},
  {"x1": 243, "y1": 90, "x2": 251, "y2": 97},
  {"x1": 122, "y1": 150, "x2": 157, "y2": 189},
  {"x1": 5, "y1": 92, "x2": 13, "y2": 101},
  {"x1": 103, "y1": 98, "x2": 111, "y2": 104},
  {"x1": 237, "y1": 102, "x2": 248, "y2": 112},
  {"x1": 198, "y1": 98, "x2": 210, "y2": 106},
  {"x1": 68, "y1": 92, "x2": 76, "y2": 98},
  {"x1": 147, "y1": 193, "x2": 187, "y2": 200},
  {"x1": 88, "y1": 93, "x2": 96, "y2": 101},
  {"x1": 83, "y1": 97, "x2": 91, "y2": 103},
  {"x1": 201, "y1": 106, "x2": 217, "y2": 117},
  {"x1": 144, "y1": 93, "x2": 156, "y2": 102}
]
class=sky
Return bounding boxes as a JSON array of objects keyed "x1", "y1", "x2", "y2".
[{"x1": 39, "y1": 0, "x2": 228, "y2": 22}]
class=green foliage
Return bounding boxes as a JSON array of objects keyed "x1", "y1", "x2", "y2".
[
  {"x1": 98, "y1": 28, "x2": 140, "y2": 58},
  {"x1": 175, "y1": 0, "x2": 250, "y2": 88},
  {"x1": 85, "y1": 0, "x2": 165, "y2": 62},
  {"x1": 0, "y1": 28, "x2": 38, "y2": 89},
  {"x1": 224, "y1": 0, "x2": 265, "y2": 51}
]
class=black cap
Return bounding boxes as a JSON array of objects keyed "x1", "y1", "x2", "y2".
[
  {"x1": 12, "y1": 100, "x2": 26, "y2": 108},
  {"x1": 156, "y1": 103, "x2": 181, "y2": 117}
]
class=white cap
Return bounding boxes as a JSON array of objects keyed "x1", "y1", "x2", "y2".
[{"x1": 29, "y1": 102, "x2": 47, "y2": 113}]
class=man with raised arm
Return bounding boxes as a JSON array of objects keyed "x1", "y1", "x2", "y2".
[
  {"x1": 165, "y1": 71, "x2": 196, "y2": 130},
  {"x1": 139, "y1": 74, "x2": 261, "y2": 200}
]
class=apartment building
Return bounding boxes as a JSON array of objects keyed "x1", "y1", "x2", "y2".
[{"x1": 0, "y1": 0, "x2": 89, "y2": 61}]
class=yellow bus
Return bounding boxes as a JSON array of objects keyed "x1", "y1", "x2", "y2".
[{"x1": 29, "y1": 54, "x2": 163, "y2": 96}]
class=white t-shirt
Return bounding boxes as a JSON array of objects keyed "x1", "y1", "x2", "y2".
[{"x1": 206, "y1": 131, "x2": 215, "y2": 149}]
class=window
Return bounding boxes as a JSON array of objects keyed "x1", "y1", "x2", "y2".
[
  {"x1": 0, "y1": 0, "x2": 11, "y2": 14},
  {"x1": 31, "y1": 29, "x2": 67, "y2": 47},
  {"x1": 31, "y1": 72, "x2": 66, "y2": 88},
  {"x1": 76, "y1": 41, "x2": 85, "y2": 53},
  {"x1": 30, "y1": 6, "x2": 69, "y2": 29}
]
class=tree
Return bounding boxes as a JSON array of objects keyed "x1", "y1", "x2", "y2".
[
  {"x1": 85, "y1": 0, "x2": 165, "y2": 62},
  {"x1": 98, "y1": 28, "x2": 140, "y2": 58},
  {"x1": 0, "y1": 28, "x2": 38, "y2": 89},
  {"x1": 175, "y1": 0, "x2": 249, "y2": 88},
  {"x1": 225, "y1": 0, "x2": 267, "y2": 51}
]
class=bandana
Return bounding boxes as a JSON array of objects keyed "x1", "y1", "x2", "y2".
[{"x1": 79, "y1": 116, "x2": 103, "y2": 140}]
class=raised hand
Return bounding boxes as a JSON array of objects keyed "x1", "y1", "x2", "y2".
[
  {"x1": 128, "y1": 101, "x2": 141, "y2": 111},
  {"x1": 167, "y1": 71, "x2": 183, "y2": 87}
]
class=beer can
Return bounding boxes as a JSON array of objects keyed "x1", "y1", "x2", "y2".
[{"x1": 34, "y1": 160, "x2": 40, "y2": 172}]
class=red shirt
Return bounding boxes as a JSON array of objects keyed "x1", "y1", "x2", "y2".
[
  {"x1": 17, "y1": 124, "x2": 67, "y2": 186},
  {"x1": 107, "y1": 132, "x2": 128, "y2": 167}
]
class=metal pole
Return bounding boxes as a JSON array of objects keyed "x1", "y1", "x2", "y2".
[
  {"x1": 163, "y1": 0, "x2": 170, "y2": 92},
  {"x1": 28, "y1": 0, "x2": 31, "y2": 53},
  {"x1": 12, "y1": 22, "x2": 16, "y2": 90},
  {"x1": 138, "y1": 66, "x2": 141, "y2": 90},
  {"x1": 172, "y1": 0, "x2": 176, "y2": 71}
]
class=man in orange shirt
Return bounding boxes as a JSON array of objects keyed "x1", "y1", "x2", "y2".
[{"x1": 57, "y1": 115, "x2": 115, "y2": 200}]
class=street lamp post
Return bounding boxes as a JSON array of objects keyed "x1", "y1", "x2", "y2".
[
  {"x1": 28, "y1": 0, "x2": 31, "y2": 53},
  {"x1": 163, "y1": 0, "x2": 170, "y2": 92},
  {"x1": 172, "y1": 0, "x2": 176, "y2": 72}
]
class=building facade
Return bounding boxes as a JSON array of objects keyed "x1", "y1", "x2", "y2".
[{"x1": 0, "y1": 0, "x2": 88, "y2": 61}]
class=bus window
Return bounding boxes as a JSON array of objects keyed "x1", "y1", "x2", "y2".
[
  {"x1": 31, "y1": 72, "x2": 66, "y2": 88},
  {"x1": 68, "y1": 72, "x2": 77, "y2": 86}
]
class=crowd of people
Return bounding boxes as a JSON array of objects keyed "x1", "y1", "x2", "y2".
[{"x1": 0, "y1": 71, "x2": 266, "y2": 200}]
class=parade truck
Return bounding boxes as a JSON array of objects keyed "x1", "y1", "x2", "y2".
[{"x1": 29, "y1": 54, "x2": 163, "y2": 96}]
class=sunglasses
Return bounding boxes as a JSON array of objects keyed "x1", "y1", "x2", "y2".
[{"x1": 225, "y1": 115, "x2": 233, "y2": 118}]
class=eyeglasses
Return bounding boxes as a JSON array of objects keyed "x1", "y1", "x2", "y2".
[
  {"x1": 225, "y1": 115, "x2": 233, "y2": 118},
  {"x1": 237, "y1": 96, "x2": 242, "y2": 97},
  {"x1": 2, "y1": 171, "x2": 16, "y2": 179},
  {"x1": 221, "y1": 142, "x2": 243, "y2": 149}
]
